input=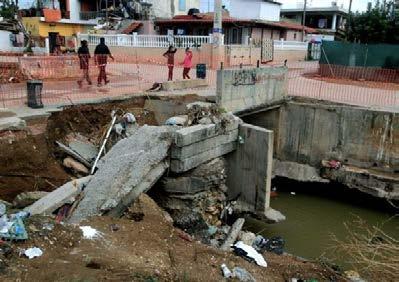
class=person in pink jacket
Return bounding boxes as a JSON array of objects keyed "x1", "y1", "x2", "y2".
[{"x1": 181, "y1": 47, "x2": 193, "y2": 79}]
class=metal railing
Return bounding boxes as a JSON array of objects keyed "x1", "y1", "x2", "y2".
[
  {"x1": 79, "y1": 33, "x2": 212, "y2": 48},
  {"x1": 79, "y1": 11, "x2": 105, "y2": 20},
  {"x1": 274, "y1": 40, "x2": 308, "y2": 50}
]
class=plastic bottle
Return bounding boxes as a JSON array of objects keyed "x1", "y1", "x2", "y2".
[{"x1": 221, "y1": 263, "x2": 233, "y2": 278}]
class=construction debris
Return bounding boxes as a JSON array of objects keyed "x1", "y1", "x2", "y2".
[
  {"x1": 25, "y1": 176, "x2": 92, "y2": 216},
  {"x1": 63, "y1": 157, "x2": 89, "y2": 174},
  {"x1": 68, "y1": 126, "x2": 176, "y2": 224},
  {"x1": 23, "y1": 247, "x2": 43, "y2": 259},
  {"x1": 13, "y1": 191, "x2": 49, "y2": 209},
  {"x1": 221, "y1": 218, "x2": 245, "y2": 251}
]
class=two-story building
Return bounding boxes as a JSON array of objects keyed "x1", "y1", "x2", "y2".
[{"x1": 280, "y1": 3, "x2": 348, "y2": 39}]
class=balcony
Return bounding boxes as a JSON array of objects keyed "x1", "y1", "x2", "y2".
[{"x1": 80, "y1": 11, "x2": 105, "y2": 21}]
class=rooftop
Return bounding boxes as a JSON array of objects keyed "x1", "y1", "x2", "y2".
[
  {"x1": 281, "y1": 6, "x2": 348, "y2": 14},
  {"x1": 155, "y1": 14, "x2": 317, "y2": 33}
]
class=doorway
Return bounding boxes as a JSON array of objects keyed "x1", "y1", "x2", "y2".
[{"x1": 49, "y1": 32, "x2": 59, "y2": 53}]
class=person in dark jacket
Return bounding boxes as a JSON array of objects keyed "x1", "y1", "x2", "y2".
[
  {"x1": 94, "y1": 37, "x2": 114, "y2": 87},
  {"x1": 77, "y1": 40, "x2": 92, "y2": 87},
  {"x1": 163, "y1": 45, "x2": 177, "y2": 81}
]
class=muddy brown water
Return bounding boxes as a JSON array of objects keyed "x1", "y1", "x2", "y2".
[{"x1": 245, "y1": 178, "x2": 399, "y2": 269}]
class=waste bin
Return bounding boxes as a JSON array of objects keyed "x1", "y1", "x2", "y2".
[
  {"x1": 196, "y1": 64, "x2": 206, "y2": 79},
  {"x1": 27, "y1": 80, "x2": 43, "y2": 108}
]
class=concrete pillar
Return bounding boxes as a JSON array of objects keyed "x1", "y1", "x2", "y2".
[
  {"x1": 226, "y1": 123, "x2": 274, "y2": 214},
  {"x1": 332, "y1": 13, "x2": 337, "y2": 30},
  {"x1": 45, "y1": 38, "x2": 50, "y2": 55},
  {"x1": 211, "y1": 0, "x2": 225, "y2": 69}
]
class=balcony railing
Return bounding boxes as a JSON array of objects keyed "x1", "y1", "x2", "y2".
[{"x1": 80, "y1": 11, "x2": 105, "y2": 21}]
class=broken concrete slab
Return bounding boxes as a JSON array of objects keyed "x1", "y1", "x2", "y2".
[
  {"x1": 171, "y1": 141, "x2": 237, "y2": 173},
  {"x1": 161, "y1": 79, "x2": 208, "y2": 91},
  {"x1": 13, "y1": 191, "x2": 49, "y2": 209},
  {"x1": 56, "y1": 141, "x2": 92, "y2": 168},
  {"x1": 273, "y1": 159, "x2": 329, "y2": 183},
  {"x1": 0, "y1": 117, "x2": 26, "y2": 131},
  {"x1": 263, "y1": 208, "x2": 286, "y2": 223},
  {"x1": 68, "y1": 126, "x2": 176, "y2": 224},
  {"x1": 107, "y1": 161, "x2": 169, "y2": 217},
  {"x1": 68, "y1": 140, "x2": 98, "y2": 164},
  {"x1": 25, "y1": 176, "x2": 92, "y2": 215},
  {"x1": 171, "y1": 129, "x2": 238, "y2": 159}
]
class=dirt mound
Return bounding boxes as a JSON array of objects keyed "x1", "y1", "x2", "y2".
[{"x1": 0, "y1": 194, "x2": 343, "y2": 281}]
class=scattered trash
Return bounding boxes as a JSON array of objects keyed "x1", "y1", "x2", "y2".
[
  {"x1": 344, "y1": 270, "x2": 366, "y2": 282},
  {"x1": 232, "y1": 267, "x2": 256, "y2": 282},
  {"x1": 322, "y1": 159, "x2": 342, "y2": 169},
  {"x1": 207, "y1": 225, "x2": 218, "y2": 236},
  {"x1": 221, "y1": 263, "x2": 233, "y2": 278},
  {"x1": 238, "y1": 231, "x2": 256, "y2": 246},
  {"x1": 109, "y1": 224, "x2": 120, "y2": 232},
  {"x1": 165, "y1": 115, "x2": 188, "y2": 126},
  {"x1": 0, "y1": 215, "x2": 29, "y2": 240},
  {"x1": 123, "y1": 113, "x2": 136, "y2": 124},
  {"x1": 24, "y1": 247, "x2": 43, "y2": 259},
  {"x1": 252, "y1": 235, "x2": 285, "y2": 255},
  {"x1": 290, "y1": 192, "x2": 296, "y2": 195},
  {"x1": 80, "y1": 226, "x2": 102, "y2": 240},
  {"x1": 42, "y1": 223, "x2": 54, "y2": 231},
  {"x1": 233, "y1": 241, "x2": 267, "y2": 267},
  {"x1": 253, "y1": 235, "x2": 268, "y2": 252},
  {"x1": 264, "y1": 236, "x2": 285, "y2": 255}
]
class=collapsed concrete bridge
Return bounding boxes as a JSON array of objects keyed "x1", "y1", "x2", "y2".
[{"x1": 216, "y1": 65, "x2": 399, "y2": 201}]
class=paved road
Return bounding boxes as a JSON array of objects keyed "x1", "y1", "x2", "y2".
[{"x1": 1, "y1": 61, "x2": 398, "y2": 112}]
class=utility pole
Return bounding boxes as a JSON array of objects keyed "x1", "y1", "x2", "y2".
[
  {"x1": 211, "y1": 0, "x2": 224, "y2": 69},
  {"x1": 302, "y1": 0, "x2": 307, "y2": 41},
  {"x1": 348, "y1": 0, "x2": 353, "y2": 14}
]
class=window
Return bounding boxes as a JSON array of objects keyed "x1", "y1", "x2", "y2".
[
  {"x1": 178, "y1": 0, "x2": 186, "y2": 11},
  {"x1": 294, "y1": 33, "x2": 297, "y2": 40}
]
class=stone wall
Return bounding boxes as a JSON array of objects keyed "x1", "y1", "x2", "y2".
[{"x1": 216, "y1": 66, "x2": 288, "y2": 113}]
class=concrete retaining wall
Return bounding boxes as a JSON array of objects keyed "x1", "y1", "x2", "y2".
[
  {"x1": 242, "y1": 100, "x2": 399, "y2": 198},
  {"x1": 216, "y1": 66, "x2": 288, "y2": 113},
  {"x1": 244, "y1": 101, "x2": 399, "y2": 169}
]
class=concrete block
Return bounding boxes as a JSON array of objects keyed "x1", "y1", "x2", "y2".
[
  {"x1": 161, "y1": 79, "x2": 208, "y2": 91},
  {"x1": 25, "y1": 176, "x2": 92, "y2": 215},
  {"x1": 171, "y1": 129, "x2": 238, "y2": 159},
  {"x1": 171, "y1": 141, "x2": 237, "y2": 173},
  {"x1": 174, "y1": 116, "x2": 240, "y2": 147},
  {"x1": 163, "y1": 177, "x2": 209, "y2": 194},
  {"x1": 273, "y1": 159, "x2": 329, "y2": 183},
  {"x1": 0, "y1": 117, "x2": 26, "y2": 131},
  {"x1": 0, "y1": 108, "x2": 16, "y2": 118}
]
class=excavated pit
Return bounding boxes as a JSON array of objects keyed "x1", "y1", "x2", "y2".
[{"x1": 0, "y1": 95, "x2": 208, "y2": 202}]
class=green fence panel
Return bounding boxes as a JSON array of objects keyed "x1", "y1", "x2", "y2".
[{"x1": 320, "y1": 41, "x2": 399, "y2": 69}]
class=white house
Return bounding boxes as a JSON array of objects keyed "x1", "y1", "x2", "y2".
[{"x1": 229, "y1": 0, "x2": 281, "y2": 21}]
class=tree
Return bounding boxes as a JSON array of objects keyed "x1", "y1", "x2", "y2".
[
  {"x1": 0, "y1": 0, "x2": 18, "y2": 19},
  {"x1": 346, "y1": 0, "x2": 399, "y2": 44}
]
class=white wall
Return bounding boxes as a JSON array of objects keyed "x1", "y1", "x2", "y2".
[
  {"x1": 0, "y1": 30, "x2": 12, "y2": 51},
  {"x1": 260, "y1": 2, "x2": 280, "y2": 21},
  {"x1": 174, "y1": 0, "x2": 201, "y2": 15},
  {"x1": 230, "y1": 0, "x2": 280, "y2": 21},
  {"x1": 69, "y1": 0, "x2": 81, "y2": 21}
]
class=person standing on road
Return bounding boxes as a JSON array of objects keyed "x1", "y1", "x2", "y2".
[
  {"x1": 94, "y1": 37, "x2": 114, "y2": 87},
  {"x1": 182, "y1": 47, "x2": 193, "y2": 79},
  {"x1": 77, "y1": 40, "x2": 92, "y2": 88},
  {"x1": 163, "y1": 45, "x2": 177, "y2": 81}
]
